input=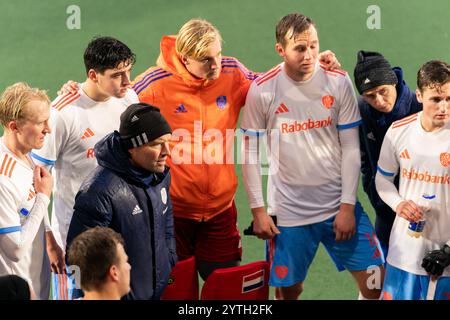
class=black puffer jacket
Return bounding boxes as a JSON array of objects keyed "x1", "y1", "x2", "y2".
[{"x1": 66, "y1": 131, "x2": 177, "y2": 300}]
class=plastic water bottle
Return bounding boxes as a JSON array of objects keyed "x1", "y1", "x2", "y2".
[{"x1": 407, "y1": 194, "x2": 433, "y2": 238}]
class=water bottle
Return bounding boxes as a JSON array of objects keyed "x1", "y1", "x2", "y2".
[
  {"x1": 407, "y1": 194, "x2": 434, "y2": 238},
  {"x1": 18, "y1": 207, "x2": 30, "y2": 224}
]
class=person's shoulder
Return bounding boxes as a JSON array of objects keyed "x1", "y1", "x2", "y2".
[
  {"x1": 318, "y1": 64, "x2": 348, "y2": 79},
  {"x1": 132, "y1": 66, "x2": 173, "y2": 95},
  {"x1": 0, "y1": 151, "x2": 21, "y2": 184},
  {"x1": 391, "y1": 112, "x2": 420, "y2": 130},
  {"x1": 81, "y1": 166, "x2": 121, "y2": 192},
  {"x1": 221, "y1": 56, "x2": 257, "y2": 81},
  {"x1": 253, "y1": 64, "x2": 283, "y2": 88},
  {"x1": 50, "y1": 91, "x2": 82, "y2": 115}
]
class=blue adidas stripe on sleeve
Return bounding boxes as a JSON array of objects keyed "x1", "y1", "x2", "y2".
[
  {"x1": 30, "y1": 152, "x2": 56, "y2": 166},
  {"x1": 0, "y1": 226, "x2": 22, "y2": 234},
  {"x1": 377, "y1": 166, "x2": 395, "y2": 177},
  {"x1": 336, "y1": 119, "x2": 362, "y2": 130}
]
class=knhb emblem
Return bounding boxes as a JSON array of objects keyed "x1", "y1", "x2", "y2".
[
  {"x1": 440, "y1": 152, "x2": 450, "y2": 168},
  {"x1": 216, "y1": 95, "x2": 227, "y2": 110},
  {"x1": 322, "y1": 95, "x2": 334, "y2": 109}
]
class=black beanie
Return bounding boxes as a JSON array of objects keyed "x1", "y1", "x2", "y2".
[
  {"x1": 353, "y1": 50, "x2": 398, "y2": 94},
  {"x1": 119, "y1": 103, "x2": 172, "y2": 149}
]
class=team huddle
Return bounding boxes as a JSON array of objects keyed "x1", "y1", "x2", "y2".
[{"x1": 0, "y1": 13, "x2": 449, "y2": 300}]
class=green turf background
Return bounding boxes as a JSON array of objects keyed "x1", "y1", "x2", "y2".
[{"x1": 1, "y1": 0, "x2": 449, "y2": 299}]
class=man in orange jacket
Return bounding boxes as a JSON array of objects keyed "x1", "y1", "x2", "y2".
[{"x1": 132, "y1": 18, "x2": 340, "y2": 280}]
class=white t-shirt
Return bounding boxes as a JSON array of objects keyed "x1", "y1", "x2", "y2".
[
  {"x1": 377, "y1": 112, "x2": 450, "y2": 276},
  {"x1": 241, "y1": 62, "x2": 361, "y2": 226},
  {"x1": 31, "y1": 85, "x2": 138, "y2": 248},
  {"x1": 0, "y1": 140, "x2": 50, "y2": 299}
]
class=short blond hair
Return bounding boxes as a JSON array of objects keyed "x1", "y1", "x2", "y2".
[
  {"x1": 0, "y1": 82, "x2": 50, "y2": 127},
  {"x1": 175, "y1": 19, "x2": 222, "y2": 60}
]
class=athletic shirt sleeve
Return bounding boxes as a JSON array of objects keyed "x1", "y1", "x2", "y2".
[
  {"x1": 241, "y1": 82, "x2": 268, "y2": 134},
  {"x1": 241, "y1": 82, "x2": 268, "y2": 209},
  {"x1": 377, "y1": 126, "x2": 399, "y2": 177},
  {"x1": 336, "y1": 74, "x2": 362, "y2": 129},
  {"x1": 375, "y1": 126, "x2": 404, "y2": 211},
  {"x1": 0, "y1": 179, "x2": 20, "y2": 232}
]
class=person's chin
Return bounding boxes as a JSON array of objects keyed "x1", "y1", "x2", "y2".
[
  {"x1": 115, "y1": 90, "x2": 128, "y2": 98},
  {"x1": 154, "y1": 163, "x2": 166, "y2": 172},
  {"x1": 207, "y1": 72, "x2": 220, "y2": 80},
  {"x1": 380, "y1": 106, "x2": 394, "y2": 113}
]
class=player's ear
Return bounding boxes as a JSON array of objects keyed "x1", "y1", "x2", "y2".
[
  {"x1": 109, "y1": 265, "x2": 119, "y2": 282},
  {"x1": 180, "y1": 55, "x2": 189, "y2": 66},
  {"x1": 416, "y1": 88, "x2": 423, "y2": 103},
  {"x1": 7, "y1": 120, "x2": 18, "y2": 132},
  {"x1": 87, "y1": 69, "x2": 98, "y2": 83},
  {"x1": 275, "y1": 43, "x2": 285, "y2": 58}
]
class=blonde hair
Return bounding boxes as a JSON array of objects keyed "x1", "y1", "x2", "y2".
[
  {"x1": 175, "y1": 19, "x2": 222, "y2": 60},
  {"x1": 0, "y1": 82, "x2": 50, "y2": 127}
]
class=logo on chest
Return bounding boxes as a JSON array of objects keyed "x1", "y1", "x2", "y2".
[
  {"x1": 216, "y1": 95, "x2": 227, "y2": 110},
  {"x1": 275, "y1": 103, "x2": 289, "y2": 114},
  {"x1": 175, "y1": 104, "x2": 188, "y2": 113},
  {"x1": 440, "y1": 152, "x2": 450, "y2": 168},
  {"x1": 131, "y1": 205, "x2": 143, "y2": 215},
  {"x1": 321, "y1": 95, "x2": 335, "y2": 109},
  {"x1": 81, "y1": 128, "x2": 95, "y2": 141},
  {"x1": 399, "y1": 149, "x2": 411, "y2": 160}
]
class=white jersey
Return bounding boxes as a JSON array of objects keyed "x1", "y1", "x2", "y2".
[
  {"x1": 377, "y1": 112, "x2": 450, "y2": 276},
  {"x1": 241, "y1": 62, "x2": 361, "y2": 226},
  {"x1": 0, "y1": 140, "x2": 50, "y2": 299},
  {"x1": 31, "y1": 84, "x2": 138, "y2": 248}
]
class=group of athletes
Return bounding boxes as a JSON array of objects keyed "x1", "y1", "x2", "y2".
[{"x1": 0, "y1": 12, "x2": 449, "y2": 300}]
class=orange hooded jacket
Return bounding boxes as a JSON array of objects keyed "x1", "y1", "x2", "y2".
[{"x1": 132, "y1": 36, "x2": 258, "y2": 221}]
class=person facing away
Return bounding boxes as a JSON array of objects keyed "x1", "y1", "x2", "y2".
[
  {"x1": 132, "y1": 18, "x2": 341, "y2": 280},
  {"x1": 353, "y1": 50, "x2": 422, "y2": 256},
  {"x1": 0, "y1": 274, "x2": 36, "y2": 300},
  {"x1": 0, "y1": 82, "x2": 62, "y2": 299},
  {"x1": 241, "y1": 13, "x2": 385, "y2": 300},
  {"x1": 66, "y1": 103, "x2": 176, "y2": 300},
  {"x1": 376, "y1": 60, "x2": 450, "y2": 300},
  {"x1": 67, "y1": 227, "x2": 131, "y2": 300}
]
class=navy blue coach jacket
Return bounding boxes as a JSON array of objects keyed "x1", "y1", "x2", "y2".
[{"x1": 66, "y1": 131, "x2": 177, "y2": 300}]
